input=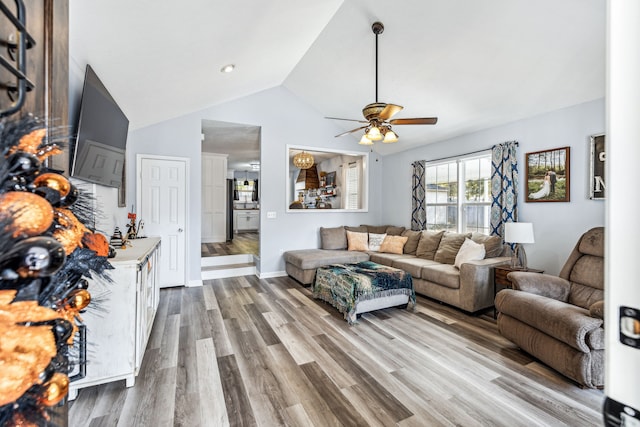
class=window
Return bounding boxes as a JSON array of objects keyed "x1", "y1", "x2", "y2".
[
  {"x1": 344, "y1": 162, "x2": 360, "y2": 209},
  {"x1": 425, "y1": 153, "x2": 492, "y2": 234}
]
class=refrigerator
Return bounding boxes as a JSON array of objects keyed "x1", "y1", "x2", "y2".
[{"x1": 226, "y1": 179, "x2": 234, "y2": 242}]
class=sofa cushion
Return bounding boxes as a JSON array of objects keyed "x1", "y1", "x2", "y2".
[
  {"x1": 421, "y1": 264, "x2": 460, "y2": 289},
  {"x1": 416, "y1": 230, "x2": 444, "y2": 260},
  {"x1": 369, "y1": 252, "x2": 412, "y2": 266},
  {"x1": 368, "y1": 233, "x2": 387, "y2": 252},
  {"x1": 393, "y1": 257, "x2": 439, "y2": 278},
  {"x1": 320, "y1": 226, "x2": 347, "y2": 250},
  {"x1": 454, "y1": 238, "x2": 486, "y2": 269},
  {"x1": 361, "y1": 224, "x2": 389, "y2": 234},
  {"x1": 385, "y1": 226, "x2": 406, "y2": 236},
  {"x1": 496, "y1": 289, "x2": 603, "y2": 353},
  {"x1": 434, "y1": 232, "x2": 472, "y2": 264},
  {"x1": 283, "y1": 249, "x2": 369, "y2": 270},
  {"x1": 379, "y1": 235, "x2": 408, "y2": 254},
  {"x1": 345, "y1": 225, "x2": 368, "y2": 233},
  {"x1": 401, "y1": 230, "x2": 422, "y2": 255},
  {"x1": 471, "y1": 232, "x2": 504, "y2": 258},
  {"x1": 347, "y1": 231, "x2": 369, "y2": 251}
]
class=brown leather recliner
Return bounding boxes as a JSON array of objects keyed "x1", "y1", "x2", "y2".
[{"x1": 495, "y1": 227, "x2": 604, "y2": 388}]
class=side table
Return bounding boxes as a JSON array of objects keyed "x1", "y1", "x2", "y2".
[{"x1": 492, "y1": 265, "x2": 544, "y2": 319}]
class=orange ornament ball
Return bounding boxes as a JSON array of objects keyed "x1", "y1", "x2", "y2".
[
  {"x1": 33, "y1": 173, "x2": 71, "y2": 197},
  {"x1": 66, "y1": 289, "x2": 91, "y2": 311},
  {"x1": 0, "y1": 192, "x2": 54, "y2": 237},
  {"x1": 40, "y1": 372, "x2": 69, "y2": 406},
  {"x1": 81, "y1": 232, "x2": 109, "y2": 257}
]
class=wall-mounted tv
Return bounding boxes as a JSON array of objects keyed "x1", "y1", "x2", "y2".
[{"x1": 71, "y1": 65, "x2": 129, "y2": 188}]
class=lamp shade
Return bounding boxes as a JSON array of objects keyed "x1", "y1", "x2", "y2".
[
  {"x1": 293, "y1": 151, "x2": 314, "y2": 169},
  {"x1": 504, "y1": 222, "x2": 535, "y2": 243}
]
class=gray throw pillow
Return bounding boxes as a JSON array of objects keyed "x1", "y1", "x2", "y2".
[
  {"x1": 401, "y1": 230, "x2": 422, "y2": 254},
  {"x1": 471, "y1": 232, "x2": 504, "y2": 258},
  {"x1": 385, "y1": 226, "x2": 406, "y2": 236},
  {"x1": 345, "y1": 225, "x2": 367, "y2": 233},
  {"x1": 416, "y1": 230, "x2": 445, "y2": 260},
  {"x1": 320, "y1": 226, "x2": 347, "y2": 250},
  {"x1": 434, "y1": 232, "x2": 472, "y2": 264}
]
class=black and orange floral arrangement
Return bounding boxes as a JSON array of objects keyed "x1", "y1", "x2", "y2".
[{"x1": 0, "y1": 116, "x2": 112, "y2": 426}]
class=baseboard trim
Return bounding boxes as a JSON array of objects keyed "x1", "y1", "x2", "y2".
[{"x1": 258, "y1": 271, "x2": 288, "y2": 279}]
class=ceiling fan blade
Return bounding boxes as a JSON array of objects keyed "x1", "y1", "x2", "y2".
[
  {"x1": 389, "y1": 117, "x2": 438, "y2": 125},
  {"x1": 325, "y1": 116, "x2": 368, "y2": 124},
  {"x1": 335, "y1": 126, "x2": 368, "y2": 137},
  {"x1": 378, "y1": 104, "x2": 403, "y2": 121}
]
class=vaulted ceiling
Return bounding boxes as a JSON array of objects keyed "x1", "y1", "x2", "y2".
[{"x1": 69, "y1": 0, "x2": 605, "y2": 157}]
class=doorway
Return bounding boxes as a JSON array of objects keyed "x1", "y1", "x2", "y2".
[
  {"x1": 200, "y1": 120, "x2": 260, "y2": 277},
  {"x1": 137, "y1": 154, "x2": 189, "y2": 287}
]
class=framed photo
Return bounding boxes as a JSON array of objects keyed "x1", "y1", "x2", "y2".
[
  {"x1": 525, "y1": 146, "x2": 570, "y2": 202},
  {"x1": 589, "y1": 134, "x2": 605, "y2": 200},
  {"x1": 325, "y1": 171, "x2": 336, "y2": 187}
]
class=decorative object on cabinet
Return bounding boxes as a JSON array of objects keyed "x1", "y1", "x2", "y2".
[{"x1": 525, "y1": 146, "x2": 570, "y2": 202}]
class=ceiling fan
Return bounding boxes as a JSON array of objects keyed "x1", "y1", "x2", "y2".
[{"x1": 326, "y1": 21, "x2": 437, "y2": 145}]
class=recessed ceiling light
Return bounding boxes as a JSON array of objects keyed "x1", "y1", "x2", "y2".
[{"x1": 220, "y1": 64, "x2": 235, "y2": 73}]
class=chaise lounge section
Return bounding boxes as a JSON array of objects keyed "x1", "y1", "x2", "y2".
[{"x1": 284, "y1": 225, "x2": 511, "y2": 313}]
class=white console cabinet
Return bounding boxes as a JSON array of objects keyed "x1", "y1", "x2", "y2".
[{"x1": 69, "y1": 237, "x2": 161, "y2": 399}]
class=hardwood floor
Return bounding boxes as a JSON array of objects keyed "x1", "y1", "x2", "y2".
[
  {"x1": 69, "y1": 275, "x2": 604, "y2": 426},
  {"x1": 201, "y1": 232, "x2": 259, "y2": 257}
]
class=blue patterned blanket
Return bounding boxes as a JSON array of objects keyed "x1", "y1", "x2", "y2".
[{"x1": 313, "y1": 261, "x2": 416, "y2": 324}]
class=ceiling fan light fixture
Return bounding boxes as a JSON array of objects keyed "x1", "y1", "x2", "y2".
[
  {"x1": 293, "y1": 151, "x2": 315, "y2": 169},
  {"x1": 383, "y1": 128, "x2": 398, "y2": 143},
  {"x1": 358, "y1": 134, "x2": 374, "y2": 145},
  {"x1": 366, "y1": 126, "x2": 383, "y2": 141}
]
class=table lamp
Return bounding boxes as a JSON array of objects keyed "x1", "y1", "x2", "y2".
[{"x1": 504, "y1": 222, "x2": 535, "y2": 270}]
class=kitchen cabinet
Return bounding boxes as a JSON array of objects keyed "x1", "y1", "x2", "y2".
[
  {"x1": 234, "y1": 210, "x2": 259, "y2": 232},
  {"x1": 69, "y1": 237, "x2": 161, "y2": 399}
]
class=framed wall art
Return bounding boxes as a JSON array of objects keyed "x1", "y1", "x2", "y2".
[
  {"x1": 525, "y1": 146, "x2": 570, "y2": 202},
  {"x1": 589, "y1": 134, "x2": 605, "y2": 200}
]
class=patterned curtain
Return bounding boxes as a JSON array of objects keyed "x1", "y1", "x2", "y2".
[
  {"x1": 411, "y1": 160, "x2": 426, "y2": 231},
  {"x1": 490, "y1": 141, "x2": 519, "y2": 238}
]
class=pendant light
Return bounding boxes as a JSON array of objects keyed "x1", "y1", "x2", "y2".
[
  {"x1": 243, "y1": 171, "x2": 249, "y2": 186},
  {"x1": 293, "y1": 151, "x2": 315, "y2": 169}
]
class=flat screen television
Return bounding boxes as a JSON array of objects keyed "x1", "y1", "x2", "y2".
[{"x1": 71, "y1": 65, "x2": 129, "y2": 188}]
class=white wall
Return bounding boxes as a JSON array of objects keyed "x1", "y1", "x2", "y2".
[
  {"x1": 125, "y1": 86, "x2": 383, "y2": 282},
  {"x1": 381, "y1": 98, "x2": 605, "y2": 275}
]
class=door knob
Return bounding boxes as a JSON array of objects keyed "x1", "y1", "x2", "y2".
[{"x1": 178, "y1": 228, "x2": 184, "y2": 233}]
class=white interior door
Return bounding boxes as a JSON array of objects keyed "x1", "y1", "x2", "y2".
[
  {"x1": 201, "y1": 153, "x2": 227, "y2": 243},
  {"x1": 138, "y1": 155, "x2": 188, "y2": 288}
]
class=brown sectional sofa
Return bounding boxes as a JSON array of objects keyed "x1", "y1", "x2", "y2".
[{"x1": 284, "y1": 225, "x2": 511, "y2": 313}]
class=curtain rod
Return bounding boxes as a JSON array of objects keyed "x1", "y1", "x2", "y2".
[{"x1": 425, "y1": 142, "x2": 519, "y2": 164}]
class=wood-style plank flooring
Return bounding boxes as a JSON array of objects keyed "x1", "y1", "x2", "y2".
[
  {"x1": 69, "y1": 275, "x2": 603, "y2": 426},
  {"x1": 201, "y1": 232, "x2": 259, "y2": 257}
]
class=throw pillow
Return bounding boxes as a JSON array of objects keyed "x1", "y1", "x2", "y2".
[
  {"x1": 401, "y1": 230, "x2": 422, "y2": 254},
  {"x1": 471, "y1": 232, "x2": 503, "y2": 258},
  {"x1": 385, "y1": 226, "x2": 406, "y2": 236},
  {"x1": 346, "y1": 230, "x2": 369, "y2": 251},
  {"x1": 434, "y1": 232, "x2": 472, "y2": 264},
  {"x1": 416, "y1": 230, "x2": 445, "y2": 260},
  {"x1": 368, "y1": 233, "x2": 387, "y2": 252},
  {"x1": 454, "y1": 238, "x2": 486, "y2": 269},
  {"x1": 320, "y1": 226, "x2": 347, "y2": 250},
  {"x1": 362, "y1": 225, "x2": 389, "y2": 234},
  {"x1": 379, "y1": 235, "x2": 409, "y2": 254}
]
